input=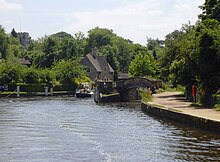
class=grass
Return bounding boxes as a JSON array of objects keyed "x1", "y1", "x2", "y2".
[
  {"x1": 162, "y1": 84, "x2": 185, "y2": 93},
  {"x1": 139, "y1": 88, "x2": 152, "y2": 103},
  {"x1": 215, "y1": 104, "x2": 220, "y2": 111},
  {"x1": 0, "y1": 91, "x2": 27, "y2": 95},
  {"x1": 191, "y1": 103, "x2": 204, "y2": 107}
]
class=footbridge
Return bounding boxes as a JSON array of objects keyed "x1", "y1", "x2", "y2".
[{"x1": 116, "y1": 77, "x2": 160, "y2": 101}]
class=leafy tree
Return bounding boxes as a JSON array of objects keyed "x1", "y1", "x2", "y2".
[
  {"x1": 0, "y1": 60, "x2": 26, "y2": 84},
  {"x1": 74, "y1": 32, "x2": 87, "y2": 57},
  {"x1": 99, "y1": 45, "x2": 120, "y2": 79},
  {"x1": 129, "y1": 52, "x2": 156, "y2": 77},
  {"x1": 40, "y1": 68, "x2": 56, "y2": 84},
  {"x1": 159, "y1": 30, "x2": 183, "y2": 81},
  {"x1": 199, "y1": 0, "x2": 220, "y2": 22},
  {"x1": 0, "y1": 26, "x2": 9, "y2": 59},
  {"x1": 87, "y1": 27, "x2": 115, "y2": 49},
  {"x1": 11, "y1": 28, "x2": 17, "y2": 38},
  {"x1": 52, "y1": 59, "x2": 85, "y2": 84},
  {"x1": 113, "y1": 37, "x2": 134, "y2": 71},
  {"x1": 195, "y1": 19, "x2": 220, "y2": 106},
  {"x1": 147, "y1": 37, "x2": 164, "y2": 60},
  {"x1": 40, "y1": 36, "x2": 61, "y2": 68},
  {"x1": 87, "y1": 27, "x2": 135, "y2": 72},
  {"x1": 23, "y1": 66, "x2": 41, "y2": 83},
  {"x1": 7, "y1": 35, "x2": 24, "y2": 59}
]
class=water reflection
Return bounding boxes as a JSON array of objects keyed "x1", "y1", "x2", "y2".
[{"x1": 0, "y1": 97, "x2": 219, "y2": 161}]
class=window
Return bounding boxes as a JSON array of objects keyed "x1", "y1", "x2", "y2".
[{"x1": 84, "y1": 67, "x2": 91, "y2": 73}]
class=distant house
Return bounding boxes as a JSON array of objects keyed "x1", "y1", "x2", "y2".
[
  {"x1": 18, "y1": 58, "x2": 31, "y2": 67},
  {"x1": 81, "y1": 49, "x2": 114, "y2": 82},
  {"x1": 17, "y1": 32, "x2": 30, "y2": 48}
]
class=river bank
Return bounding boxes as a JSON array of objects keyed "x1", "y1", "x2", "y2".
[{"x1": 141, "y1": 92, "x2": 220, "y2": 134}]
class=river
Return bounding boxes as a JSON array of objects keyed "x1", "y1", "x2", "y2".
[{"x1": 0, "y1": 97, "x2": 220, "y2": 161}]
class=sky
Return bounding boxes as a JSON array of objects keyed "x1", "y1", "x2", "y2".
[{"x1": 1, "y1": 0, "x2": 205, "y2": 45}]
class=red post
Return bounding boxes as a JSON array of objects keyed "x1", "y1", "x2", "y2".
[{"x1": 192, "y1": 85, "x2": 196, "y2": 102}]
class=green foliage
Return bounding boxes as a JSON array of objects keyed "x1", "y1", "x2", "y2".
[
  {"x1": 0, "y1": 26, "x2": 9, "y2": 59},
  {"x1": 147, "y1": 37, "x2": 164, "y2": 59},
  {"x1": 99, "y1": 45, "x2": 120, "y2": 73},
  {"x1": 159, "y1": 9, "x2": 220, "y2": 107},
  {"x1": 87, "y1": 27, "x2": 115, "y2": 48},
  {"x1": 23, "y1": 66, "x2": 40, "y2": 83},
  {"x1": 196, "y1": 19, "x2": 220, "y2": 92},
  {"x1": 74, "y1": 32, "x2": 87, "y2": 57},
  {"x1": 139, "y1": 88, "x2": 152, "y2": 103},
  {"x1": 199, "y1": 0, "x2": 220, "y2": 22},
  {"x1": 0, "y1": 60, "x2": 26, "y2": 84},
  {"x1": 87, "y1": 27, "x2": 135, "y2": 72},
  {"x1": 52, "y1": 59, "x2": 85, "y2": 84},
  {"x1": 129, "y1": 52, "x2": 157, "y2": 77}
]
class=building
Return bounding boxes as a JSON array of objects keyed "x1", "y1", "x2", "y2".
[
  {"x1": 81, "y1": 49, "x2": 114, "y2": 82},
  {"x1": 18, "y1": 57, "x2": 31, "y2": 67},
  {"x1": 17, "y1": 32, "x2": 30, "y2": 48}
]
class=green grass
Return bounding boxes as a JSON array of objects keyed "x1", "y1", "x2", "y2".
[
  {"x1": 162, "y1": 83, "x2": 185, "y2": 93},
  {"x1": 0, "y1": 91, "x2": 27, "y2": 95},
  {"x1": 139, "y1": 88, "x2": 152, "y2": 103},
  {"x1": 214, "y1": 104, "x2": 220, "y2": 111}
]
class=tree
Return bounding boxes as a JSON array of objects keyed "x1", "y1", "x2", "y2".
[
  {"x1": 159, "y1": 30, "x2": 183, "y2": 81},
  {"x1": 147, "y1": 37, "x2": 164, "y2": 60},
  {"x1": 0, "y1": 26, "x2": 9, "y2": 59},
  {"x1": 40, "y1": 36, "x2": 61, "y2": 68},
  {"x1": 195, "y1": 19, "x2": 220, "y2": 106},
  {"x1": 129, "y1": 52, "x2": 156, "y2": 77},
  {"x1": 113, "y1": 37, "x2": 134, "y2": 71},
  {"x1": 52, "y1": 59, "x2": 85, "y2": 84},
  {"x1": 87, "y1": 27, "x2": 115, "y2": 49},
  {"x1": 0, "y1": 60, "x2": 26, "y2": 84},
  {"x1": 199, "y1": 0, "x2": 220, "y2": 22},
  {"x1": 99, "y1": 45, "x2": 120, "y2": 79},
  {"x1": 74, "y1": 32, "x2": 87, "y2": 57},
  {"x1": 11, "y1": 28, "x2": 17, "y2": 38}
]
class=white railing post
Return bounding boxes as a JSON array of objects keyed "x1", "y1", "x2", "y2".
[{"x1": 17, "y1": 85, "x2": 20, "y2": 97}]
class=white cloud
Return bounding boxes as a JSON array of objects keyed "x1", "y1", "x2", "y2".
[
  {"x1": 0, "y1": 0, "x2": 22, "y2": 12},
  {"x1": 3, "y1": 20, "x2": 13, "y2": 25},
  {"x1": 66, "y1": 0, "x2": 204, "y2": 45}
]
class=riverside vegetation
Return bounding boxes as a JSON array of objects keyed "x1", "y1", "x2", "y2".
[{"x1": 0, "y1": 0, "x2": 219, "y2": 107}]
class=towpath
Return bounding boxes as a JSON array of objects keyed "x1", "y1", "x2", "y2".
[{"x1": 151, "y1": 92, "x2": 220, "y2": 122}]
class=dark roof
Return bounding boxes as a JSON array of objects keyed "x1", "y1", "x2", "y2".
[
  {"x1": 86, "y1": 53, "x2": 102, "y2": 72},
  {"x1": 118, "y1": 72, "x2": 129, "y2": 80},
  {"x1": 18, "y1": 58, "x2": 31, "y2": 65},
  {"x1": 85, "y1": 53, "x2": 114, "y2": 73}
]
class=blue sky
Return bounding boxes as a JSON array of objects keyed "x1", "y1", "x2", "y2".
[{"x1": 1, "y1": 0, "x2": 204, "y2": 45}]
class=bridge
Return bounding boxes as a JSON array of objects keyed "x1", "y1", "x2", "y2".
[
  {"x1": 95, "y1": 76, "x2": 162, "y2": 102},
  {"x1": 115, "y1": 77, "x2": 160, "y2": 101}
]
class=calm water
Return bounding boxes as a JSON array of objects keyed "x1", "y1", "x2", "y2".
[{"x1": 0, "y1": 97, "x2": 220, "y2": 162}]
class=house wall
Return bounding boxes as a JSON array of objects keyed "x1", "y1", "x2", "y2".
[
  {"x1": 99, "y1": 66, "x2": 114, "y2": 81},
  {"x1": 81, "y1": 57, "x2": 98, "y2": 81}
]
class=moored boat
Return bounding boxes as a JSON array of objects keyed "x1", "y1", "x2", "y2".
[{"x1": 75, "y1": 89, "x2": 93, "y2": 98}]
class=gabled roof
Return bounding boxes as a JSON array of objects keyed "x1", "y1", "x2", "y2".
[
  {"x1": 85, "y1": 53, "x2": 114, "y2": 73},
  {"x1": 108, "y1": 63, "x2": 114, "y2": 73},
  {"x1": 86, "y1": 53, "x2": 102, "y2": 72}
]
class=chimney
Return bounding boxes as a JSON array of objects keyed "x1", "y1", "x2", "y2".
[{"x1": 92, "y1": 47, "x2": 97, "y2": 59}]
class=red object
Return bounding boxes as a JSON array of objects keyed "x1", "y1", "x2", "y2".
[{"x1": 192, "y1": 85, "x2": 196, "y2": 97}]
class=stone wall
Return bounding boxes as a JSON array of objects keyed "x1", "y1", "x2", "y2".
[{"x1": 141, "y1": 102, "x2": 220, "y2": 134}]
